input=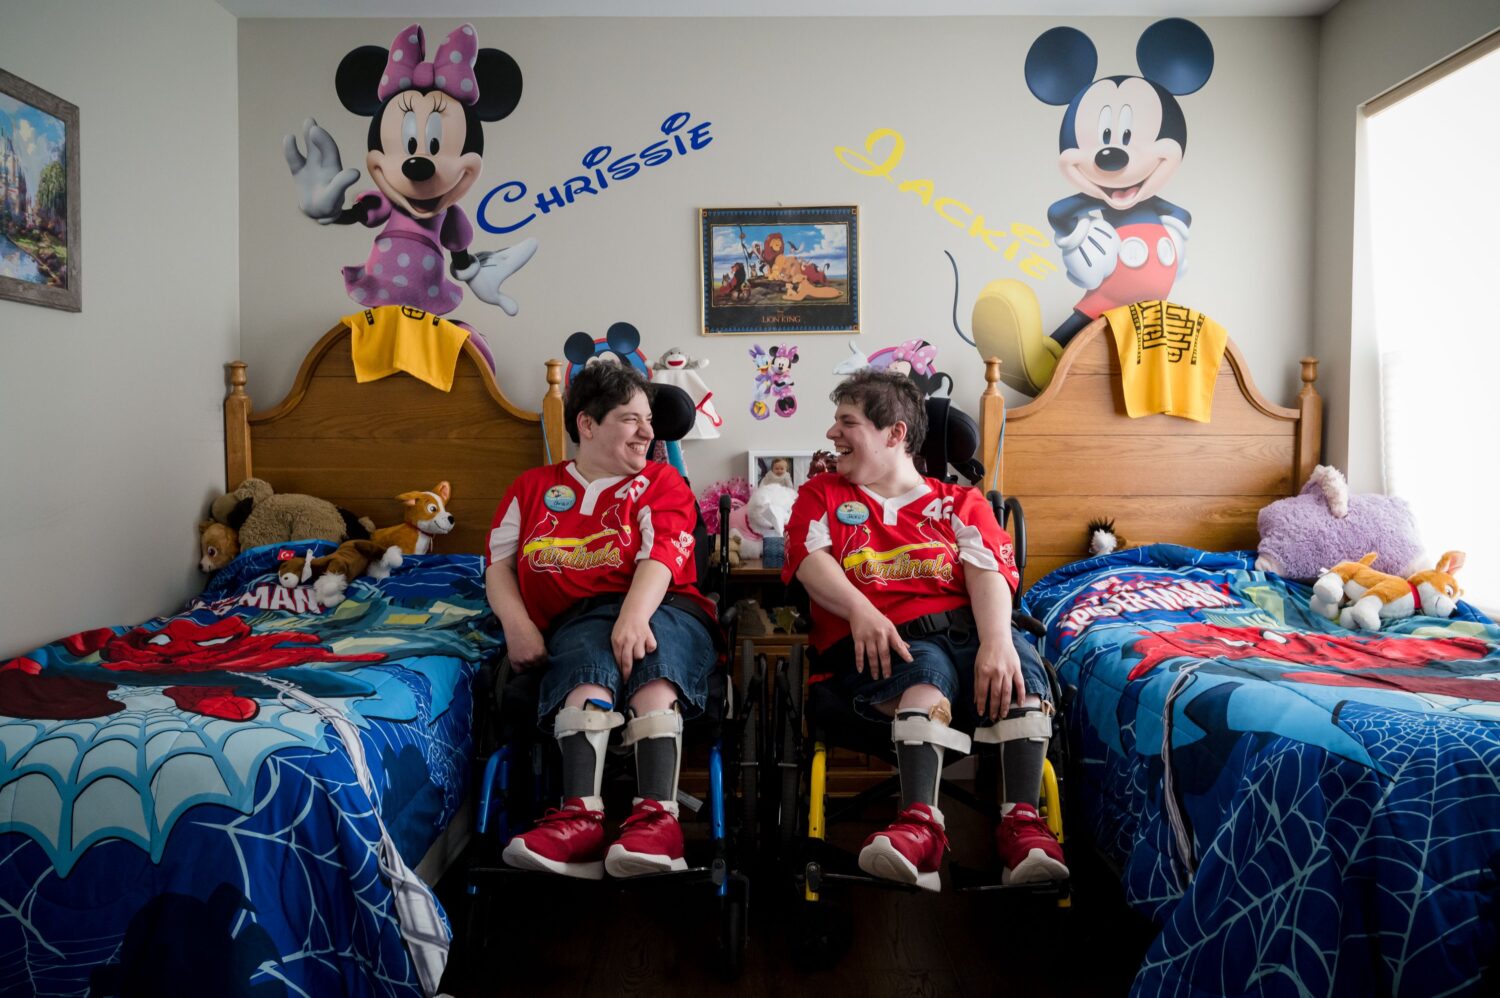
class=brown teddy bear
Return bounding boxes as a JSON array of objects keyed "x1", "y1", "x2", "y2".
[{"x1": 198, "y1": 478, "x2": 372, "y2": 573}]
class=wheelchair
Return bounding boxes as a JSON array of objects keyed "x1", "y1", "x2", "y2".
[
  {"x1": 455, "y1": 388, "x2": 760, "y2": 981},
  {"x1": 766, "y1": 397, "x2": 1072, "y2": 969}
]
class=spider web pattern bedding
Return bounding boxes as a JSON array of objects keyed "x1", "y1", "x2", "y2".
[
  {"x1": 0, "y1": 542, "x2": 502, "y2": 997},
  {"x1": 1023, "y1": 545, "x2": 1500, "y2": 997}
]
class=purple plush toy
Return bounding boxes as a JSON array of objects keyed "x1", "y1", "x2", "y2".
[{"x1": 1255, "y1": 465, "x2": 1426, "y2": 581}]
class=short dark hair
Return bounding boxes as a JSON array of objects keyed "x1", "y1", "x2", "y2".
[
  {"x1": 830, "y1": 369, "x2": 927, "y2": 455},
  {"x1": 565, "y1": 362, "x2": 651, "y2": 444}
]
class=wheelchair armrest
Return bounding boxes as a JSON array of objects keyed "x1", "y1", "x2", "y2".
[
  {"x1": 1011, "y1": 611, "x2": 1046, "y2": 640},
  {"x1": 987, "y1": 491, "x2": 1027, "y2": 592}
]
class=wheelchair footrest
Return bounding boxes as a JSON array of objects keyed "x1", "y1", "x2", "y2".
[
  {"x1": 947, "y1": 860, "x2": 1071, "y2": 898},
  {"x1": 468, "y1": 861, "x2": 722, "y2": 891}
]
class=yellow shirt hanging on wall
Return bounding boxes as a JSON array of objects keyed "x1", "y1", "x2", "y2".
[
  {"x1": 1104, "y1": 301, "x2": 1228, "y2": 422},
  {"x1": 343, "y1": 305, "x2": 471, "y2": 393}
]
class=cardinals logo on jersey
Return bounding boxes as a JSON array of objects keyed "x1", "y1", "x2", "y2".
[
  {"x1": 838, "y1": 518, "x2": 957, "y2": 586},
  {"x1": 521, "y1": 504, "x2": 629, "y2": 574}
]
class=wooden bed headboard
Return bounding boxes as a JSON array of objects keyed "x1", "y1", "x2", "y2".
[
  {"x1": 224, "y1": 322, "x2": 567, "y2": 556},
  {"x1": 977, "y1": 316, "x2": 1322, "y2": 588}
]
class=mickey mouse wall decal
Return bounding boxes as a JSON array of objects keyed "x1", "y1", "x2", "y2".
[
  {"x1": 953, "y1": 18, "x2": 1213, "y2": 395},
  {"x1": 284, "y1": 23, "x2": 538, "y2": 370}
]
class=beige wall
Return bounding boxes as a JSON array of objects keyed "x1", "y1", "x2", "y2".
[
  {"x1": 1314, "y1": 0, "x2": 1500, "y2": 491},
  {"x1": 0, "y1": 0, "x2": 239, "y2": 658},
  {"x1": 238, "y1": 15, "x2": 1320, "y2": 487},
  {"x1": 28, "y1": 4, "x2": 1486, "y2": 657}
]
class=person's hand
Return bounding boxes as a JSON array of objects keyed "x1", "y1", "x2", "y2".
[
  {"x1": 974, "y1": 638, "x2": 1024, "y2": 721},
  {"x1": 849, "y1": 603, "x2": 912, "y2": 681},
  {"x1": 505, "y1": 619, "x2": 549, "y2": 672},
  {"x1": 611, "y1": 612, "x2": 657, "y2": 681}
]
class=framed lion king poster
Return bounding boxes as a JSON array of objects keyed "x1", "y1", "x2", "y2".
[{"x1": 701, "y1": 205, "x2": 858, "y2": 335}]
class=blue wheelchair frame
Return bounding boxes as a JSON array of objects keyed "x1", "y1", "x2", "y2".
[{"x1": 460, "y1": 492, "x2": 756, "y2": 978}]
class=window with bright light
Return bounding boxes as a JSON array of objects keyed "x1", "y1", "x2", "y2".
[{"x1": 1366, "y1": 39, "x2": 1499, "y2": 616}]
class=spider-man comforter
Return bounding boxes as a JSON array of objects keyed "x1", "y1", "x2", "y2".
[
  {"x1": 1024, "y1": 546, "x2": 1500, "y2": 997},
  {"x1": 0, "y1": 543, "x2": 502, "y2": 997}
]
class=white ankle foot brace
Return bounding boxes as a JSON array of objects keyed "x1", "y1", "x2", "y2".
[{"x1": 554, "y1": 705, "x2": 624, "y2": 800}]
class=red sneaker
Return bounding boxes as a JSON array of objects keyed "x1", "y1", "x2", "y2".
[
  {"x1": 995, "y1": 802, "x2": 1068, "y2": 884},
  {"x1": 857, "y1": 802, "x2": 947, "y2": 892},
  {"x1": 605, "y1": 798, "x2": 688, "y2": 877},
  {"x1": 501, "y1": 797, "x2": 606, "y2": 880}
]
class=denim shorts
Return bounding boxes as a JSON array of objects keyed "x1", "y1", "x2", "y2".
[
  {"x1": 831, "y1": 623, "x2": 1051, "y2": 727},
  {"x1": 536, "y1": 602, "x2": 715, "y2": 725}
]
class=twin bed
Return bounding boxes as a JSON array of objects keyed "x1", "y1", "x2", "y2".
[
  {"x1": 1, "y1": 317, "x2": 1495, "y2": 995},
  {"x1": 978, "y1": 318, "x2": 1500, "y2": 996},
  {"x1": 0, "y1": 324, "x2": 561, "y2": 996}
]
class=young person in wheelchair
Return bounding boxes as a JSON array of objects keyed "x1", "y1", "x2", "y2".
[
  {"x1": 484, "y1": 361, "x2": 718, "y2": 879},
  {"x1": 783, "y1": 369, "x2": 1067, "y2": 891}
]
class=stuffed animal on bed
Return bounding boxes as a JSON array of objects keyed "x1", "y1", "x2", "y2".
[
  {"x1": 1312, "y1": 550, "x2": 1467, "y2": 630},
  {"x1": 1086, "y1": 517, "x2": 1148, "y2": 556},
  {"x1": 278, "y1": 540, "x2": 405, "y2": 607},
  {"x1": 1255, "y1": 465, "x2": 1425, "y2": 580},
  {"x1": 199, "y1": 478, "x2": 372, "y2": 573},
  {"x1": 369, "y1": 481, "x2": 456, "y2": 554}
]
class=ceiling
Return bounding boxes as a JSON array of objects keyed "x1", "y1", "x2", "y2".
[{"x1": 219, "y1": 0, "x2": 1340, "y2": 18}]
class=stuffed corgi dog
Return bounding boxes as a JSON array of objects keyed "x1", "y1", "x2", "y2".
[
  {"x1": 279, "y1": 540, "x2": 404, "y2": 606},
  {"x1": 371, "y1": 481, "x2": 456, "y2": 555},
  {"x1": 1312, "y1": 550, "x2": 1466, "y2": 630}
]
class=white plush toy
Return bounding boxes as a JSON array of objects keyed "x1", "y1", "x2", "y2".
[
  {"x1": 731, "y1": 482, "x2": 798, "y2": 559},
  {"x1": 652, "y1": 347, "x2": 722, "y2": 439}
]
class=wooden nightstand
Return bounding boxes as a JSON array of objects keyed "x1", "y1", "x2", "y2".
[{"x1": 726, "y1": 558, "x2": 895, "y2": 795}]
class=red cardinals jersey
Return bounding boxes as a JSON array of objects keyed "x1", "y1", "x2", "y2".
[
  {"x1": 487, "y1": 461, "x2": 715, "y2": 633},
  {"x1": 782, "y1": 473, "x2": 1019, "y2": 652}
]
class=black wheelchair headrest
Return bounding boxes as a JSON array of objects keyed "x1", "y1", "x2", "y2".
[
  {"x1": 919, "y1": 396, "x2": 984, "y2": 485},
  {"x1": 564, "y1": 380, "x2": 696, "y2": 445},
  {"x1": 649, "y1": 383, "x2": 697, "y2": 444}
]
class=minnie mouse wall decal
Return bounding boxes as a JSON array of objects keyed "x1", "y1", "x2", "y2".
[{"x1": 284, "y1": 23, "x2": 538, "y2": 369}]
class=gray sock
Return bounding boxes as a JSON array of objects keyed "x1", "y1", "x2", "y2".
[
  {"x1": 560, "y1": 733, "x2": 599, "y2": 800},
  {"x1": 1001, "y1": 707, "x2": 1047, "y2": 808},
  {"x1": 636, "y1": 736, "x2": 679, "y2": 802},
  {"x1": 896, "y1": 709, "x2": 943, "y2": 809}
]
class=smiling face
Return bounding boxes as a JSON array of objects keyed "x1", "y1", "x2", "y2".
[
  {"x1": 827, "y1": 401, "x2": 906, "y2": 486},
  {"x1": 1060, "y1": 77, "x2": 1182, "y2": 211},
  {"x1": 368, "y1": 90, "x2": 482, "y2": 219},
  {"x1": 577, "y1": 388, "x2": 653, "y2": 477}
]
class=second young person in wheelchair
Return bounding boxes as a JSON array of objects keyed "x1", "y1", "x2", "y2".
[
  {"x1": 485, "y1": 362, "x2": 718, "y2": 879},
  {"x1": 783, "y1": 369, "x2": 1067, "y2": 891}
]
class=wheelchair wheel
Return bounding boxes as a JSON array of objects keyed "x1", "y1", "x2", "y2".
[
  {"x1": 717, "y1": 880, "x2": 748, "y2": 980},
  {"x1": 789, "y1": 897, "x2": 852, "y2": 970},
  {"x1": 777, "y1": 646, "x2": 805, "y2": 851},
  {"x1": 739, "y1": 675, "x2": 761, "y2": 860}
]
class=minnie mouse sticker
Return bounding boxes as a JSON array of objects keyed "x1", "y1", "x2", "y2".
[
  {"x1": 749, "y1": 343, "x2": 799, "y2": 420},
  {"x1": 284, "y1": 24, "x2": 538, "y2": 369},
  {"x1": 832, "y1": 339, "x2": 953, "y2": 399},
  {"x1": 956, "y1": 19, "x2": 1213, "y2": 395}
]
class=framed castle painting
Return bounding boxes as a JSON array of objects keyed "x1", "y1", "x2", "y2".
[{"x1": 0, "y1": 67, "x2": 80, "y2": 312}]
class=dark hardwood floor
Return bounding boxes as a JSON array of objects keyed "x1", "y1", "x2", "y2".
[{"x1": 436, "y1": 792, "x2": 1155, "y2": 997}]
